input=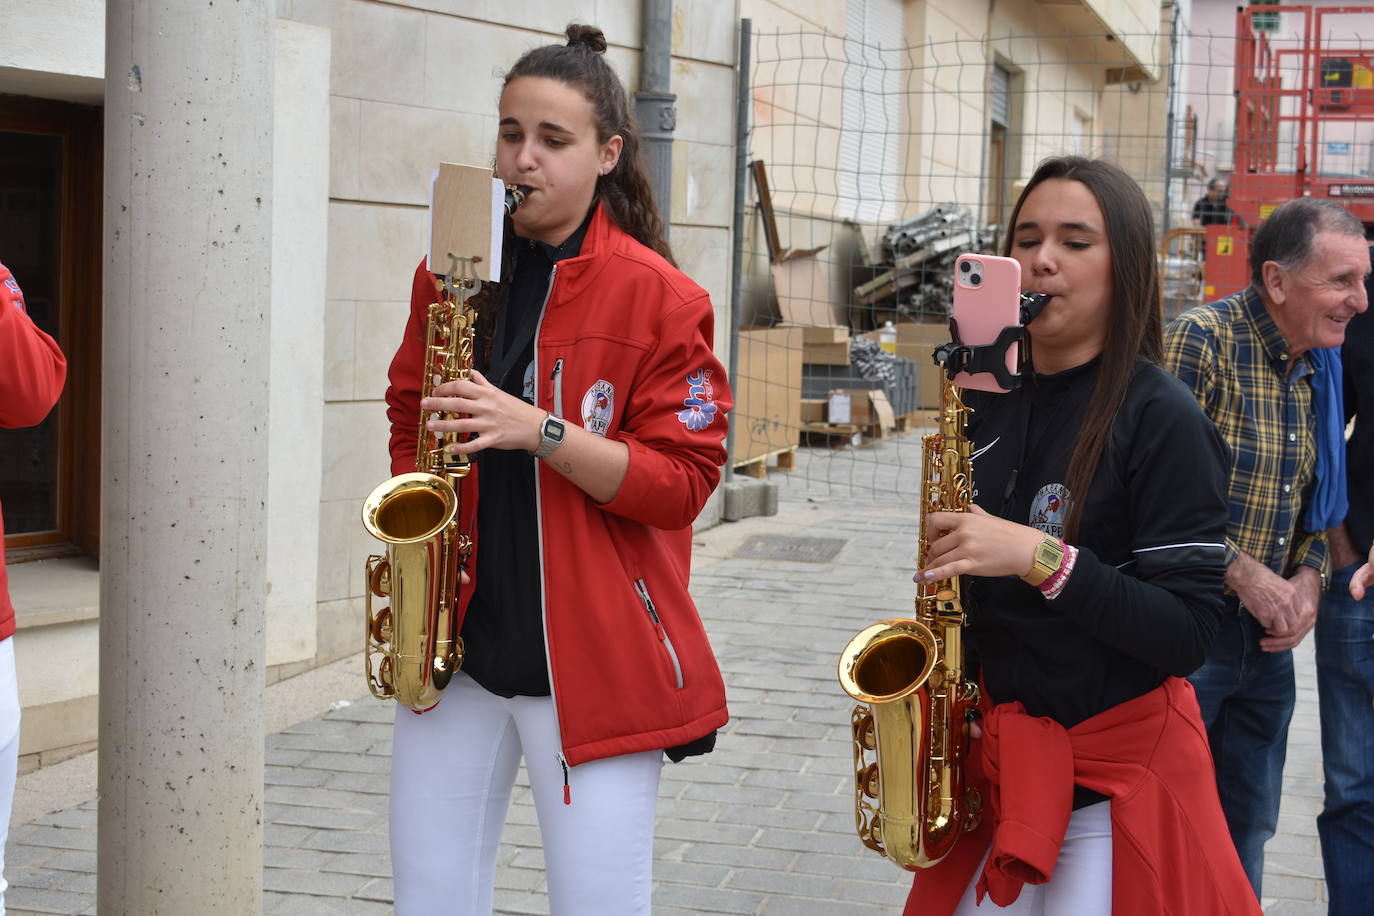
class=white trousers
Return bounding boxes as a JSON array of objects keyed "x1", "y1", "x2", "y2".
[
  {"x1": 389, "y1": 672, "x2": 663, "y2": 916},
  {"x1": 0, "y1": 637, "x2": 20, "y2": 915},
  {"x1": 952, "y1": 800, "x2": 1112, "y2": 915}
]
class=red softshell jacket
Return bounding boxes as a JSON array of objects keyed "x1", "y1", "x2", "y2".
[
  {"x1": 903, "y1": 677, "x2": 1261, "y2": 916},
  {"x1": 0, "y1": 261, "x2": 68, "y2": 641},
  {"x1": 385, "y1": 205, "x2": 732, "y2": 767}
]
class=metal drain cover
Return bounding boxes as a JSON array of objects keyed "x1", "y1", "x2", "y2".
[{"x1": 731, "y1": 535, "x2": 847, "y2": 563}]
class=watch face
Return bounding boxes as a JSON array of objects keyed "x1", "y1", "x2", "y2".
[
  {"x1": 1036, "y1": 539, "x2": 1063, "y2": 569},
  {"x1": 547, "y1": 418, "x2": 565, "y2": 442}
]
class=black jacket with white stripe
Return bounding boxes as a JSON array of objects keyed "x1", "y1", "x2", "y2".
[{"x1": 961, "y1": 356, "x2": 1230, "y2": 732}]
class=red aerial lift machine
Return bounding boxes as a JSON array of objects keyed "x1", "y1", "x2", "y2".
[{"x1": 1203, "y1": 4, "x2": 1374, "y2": 298}]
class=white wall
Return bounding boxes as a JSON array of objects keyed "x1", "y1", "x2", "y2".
[{"x1": 0, "y1": 0, "x2": 104, "y2": 102}]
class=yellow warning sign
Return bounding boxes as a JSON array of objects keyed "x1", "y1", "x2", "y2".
[
  {"x1": 1217, "y1": 237, "x2": 1233, "y2": 256},
  {"x1": 1260, "y1": 204, "x2": 1276, "y2": 221}
]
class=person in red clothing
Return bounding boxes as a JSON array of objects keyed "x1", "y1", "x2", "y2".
[
  {"x1": 380, "y1": 24, "x2": 731, "y2": 916},
  {"x1": 909, "y1": 158, "x2": 1259, "y2": 914},
  {"x1": 0, "y1": 259, "x2": 66, "y2": 914}
]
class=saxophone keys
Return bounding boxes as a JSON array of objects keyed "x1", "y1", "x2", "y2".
[
  {"x1": 963, "y1": 787, "x2": 983, "y2": 831},
  {"x1": 370, "y1": 607, "x2": 393, "y2": 645},
  {"x1": 860, "y1": 762, "x2": 881, "y2": 799},
  {"x1": 367, "y1": 558, "x2": 391, "y2": 598},
  {"x1": 853, "y1": 709, "x2": 877, "y2": 750}
]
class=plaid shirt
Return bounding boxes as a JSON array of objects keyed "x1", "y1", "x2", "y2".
[{"x1": 1163, "y1": 286, "x2": 1329, "y2": 582}]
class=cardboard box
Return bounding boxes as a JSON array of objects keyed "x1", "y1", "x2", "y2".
[
  {"x1": 797, "y1": 325, "x2": 849, "y2": 344},
  {"x1": 770, "y1": 258, "x2": 845, "y2": 327},
  {"x1": 734, "y1": 325, "x2": 803, "y2": 465},
  {"x1": 802, "y1": 341, "x2": 850, "y2": 366},
  {"x1": 862, "y1": 319, "x2": 949, "y2": 410},
  {"x1": 795, "y1": 324, "x2": 850, "y2": 366},
  {"x1": 838, "y1": 388, "x2": 896, "y2": 428},
  {"x1": 800, "y1": 398, "x2": 828, "y2": 424}
]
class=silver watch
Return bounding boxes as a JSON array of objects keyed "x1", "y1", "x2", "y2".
[{"x1": 532, "y1": 413, "x2": 566, "y2": 460}]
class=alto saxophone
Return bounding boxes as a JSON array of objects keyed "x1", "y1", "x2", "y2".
[
  {"x1": 837, "y1": 373, "x2": 982, "y2": 870},
  {"x1": 360, "y1": 184, "x2": 529, "y2": 711}
]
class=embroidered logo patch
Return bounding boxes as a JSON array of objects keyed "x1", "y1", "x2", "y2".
[
  {"x1": 677, "y1": 369, "x2": 719, "y2": 431},
  {"x1": 3, "y1": 275, "x2": 23, "y2": 312},
  {"x1": 522, "y1": 362, "x2": 536, "y2": 403},
  {"x1": 1029, "y1": 483, "x2": 1071, "y2": 539},
  {"x1": 581, "y1": 379, "x2": 615, "y2": 436}
]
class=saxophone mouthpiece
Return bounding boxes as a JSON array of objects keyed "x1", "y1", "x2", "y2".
[
  {"x1": 1019, "y1": 292, "x2": 1052, "y2": 325},
  {"x1": 504, "y1": 185, "x2": 533, "y2": 215}
]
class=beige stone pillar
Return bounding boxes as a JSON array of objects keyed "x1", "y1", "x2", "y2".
[{"x1": 99, "y1": 2, "x2": 275, "y2": 912}]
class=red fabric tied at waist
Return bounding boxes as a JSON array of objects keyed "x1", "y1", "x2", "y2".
[
  {"x1": 975, "y1": 704, "x2": 1075, "y2": 906},
  {"x1": 903, "y1": 678, "x2": 1261, "y2": 916}
]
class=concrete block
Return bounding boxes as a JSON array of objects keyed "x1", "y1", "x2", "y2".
[{"x1": 721, "y1": 477, "x2": 778, "y2": 521}]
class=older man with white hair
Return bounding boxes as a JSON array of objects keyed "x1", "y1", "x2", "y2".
[{"x1": 1164, "y1": 197, "x2": 1370, "y2": 896}]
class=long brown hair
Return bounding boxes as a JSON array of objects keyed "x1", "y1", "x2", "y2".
[
  {"x1": 471, "y1": 24, "x2": 674, "y2": 368},
  {"x1": 504, "y1": 23, "x2": 674, "y2": 265},
  {"x1": 1002, "y1": 156, "x2": 1162, "y2": 541}
]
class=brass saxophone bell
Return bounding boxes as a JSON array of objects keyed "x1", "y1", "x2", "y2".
[{"x1": 837, "y1": 377, "x2": 981, "y2": 871}]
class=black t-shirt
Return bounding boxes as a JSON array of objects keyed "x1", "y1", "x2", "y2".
[
  {"x1": 459, "y1": 216, "x2": 592, "y2": 698},
  {"x1": 1345, "y1": 278, "x2": 1374, "y2": 557},
  {"x1": 1192, "y1": 196, "x2": 1235, "y2": 227},
  {"x1": 963, "y1": 358, "x2": 1230, "y2": 804}
]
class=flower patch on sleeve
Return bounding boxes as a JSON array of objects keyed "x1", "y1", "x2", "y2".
[{"x1": 676, "y1": 369, "x2": 719, "y2": 431}]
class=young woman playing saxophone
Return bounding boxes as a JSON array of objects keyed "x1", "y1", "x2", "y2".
[
  {"x1": 381, "y1": 24, "x2": 731, "y2": 915},
  {"x1": 906, "y1": 157, "x2": 1260, "y2": 915}
]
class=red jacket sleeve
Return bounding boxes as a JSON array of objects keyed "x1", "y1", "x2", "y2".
[
  {"x1": 599, "y1": 292, "x2": 732, "y2": 530},
  {"x1": 0, "y1": 262, "x2": 67, "y2": 428},
  {"x1": 384, "y1": 257, "x2": 440, "y2": 476}
]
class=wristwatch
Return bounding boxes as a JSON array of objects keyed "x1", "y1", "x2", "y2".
[
  {"x1": 531, "y1": 413, "x2": 566, "y2": 460},
  {"x1": 1023, "y1": 535, "x2": 1067, "y2": 586}
]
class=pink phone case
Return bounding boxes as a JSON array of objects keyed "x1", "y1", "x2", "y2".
[{"x1": 950, "y1": 254, "x2": 1022, "y2": 393}]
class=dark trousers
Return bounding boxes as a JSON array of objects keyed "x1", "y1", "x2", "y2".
[
  {"x1": 1189, "y1": 603, "x2": 1296, "y2": 899},
  {"x1": 1317, "y1": 562, "x2": 1374, "y2": 916}
]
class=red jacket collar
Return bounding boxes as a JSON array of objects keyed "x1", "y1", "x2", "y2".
[{"x1": 541, "y1": 201, "x2": 619, "y2": 304}]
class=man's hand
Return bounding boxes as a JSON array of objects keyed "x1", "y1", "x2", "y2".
[
  {"x1": 1259, "y1": 566, "x2": 1321, "y2": 652},
  {"x1": 1352, "y1": 543, "x2": 1374, "y2": 601},
  {"x1": 1227, "y1": 551, "x2": 1300, "y2": 634}
]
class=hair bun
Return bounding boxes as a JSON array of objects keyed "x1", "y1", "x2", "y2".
[{"x1": 565, "y1": 24, "x2": 607, "y2": 54}]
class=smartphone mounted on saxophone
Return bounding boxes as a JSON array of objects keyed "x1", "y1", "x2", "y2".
[{"x1": 936, "y1": 253, "x2": 1049, "y2": 393}]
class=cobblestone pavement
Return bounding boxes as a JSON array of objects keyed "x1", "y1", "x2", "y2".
[{"x1": 4, "y1": 434, "x2": 1329, "y2": 914}]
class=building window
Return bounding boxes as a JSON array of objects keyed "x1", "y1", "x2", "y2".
[
  {"x1": 988, "y1": 62, "x2": 1019, "y2": 228},
  {"x1": 838, "y1": 0, "x2": 905, "y2": 222},
  {"x1": 0, "y1": 95, "x2": 102, "y2": 562}
]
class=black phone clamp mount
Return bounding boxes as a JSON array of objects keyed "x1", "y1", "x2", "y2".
[{"x1": 932, "y1": 292, "x2": 1051, "y2": 391}]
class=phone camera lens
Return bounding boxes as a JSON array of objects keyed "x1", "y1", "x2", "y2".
[
  {"x1": 970, "y1": 273, "x2": 982, "y2": 286},
  {"x1": 959, "y1": 261, "x2": 972, "y2": 273}
]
